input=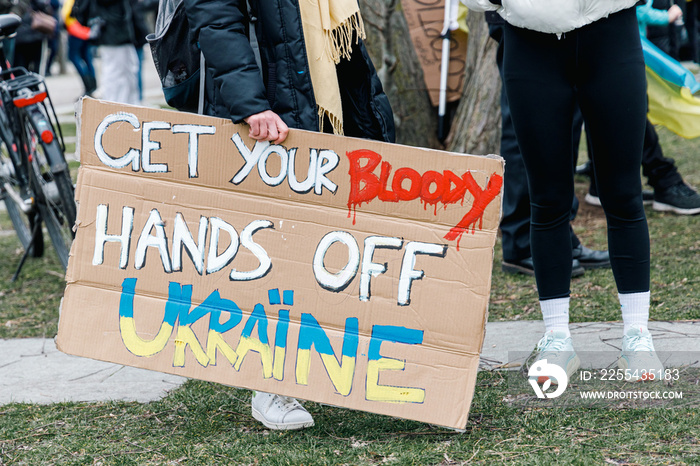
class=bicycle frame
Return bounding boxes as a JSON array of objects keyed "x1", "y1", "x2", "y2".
[
  {"x1": 0, "y1": 14, "x2": 76, "y2": 275},
  {"x1": 0, "y1": 67, "x2": 66, "y2": 166}
]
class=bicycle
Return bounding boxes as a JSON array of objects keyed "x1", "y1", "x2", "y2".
[{"x1": 0, "y1": 14, "x2": 76, "y2": 278}]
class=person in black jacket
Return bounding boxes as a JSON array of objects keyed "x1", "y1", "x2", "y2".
[
  {"x1": 183, "y1": 0, "x2": 394, "y2": 144},
  {"x1": 74, "y1": 0, "x2": 147, "y2": 104},
  {"x1": 684, "y1": 0, "x2": 700, "y2": 62},
  {"x1": 645, "y1": 0, "x2": 685, "y2": 59},
  {"x1": 183, "y1": 0, "x2": 395, "y2": 430},
  {"x1": 0, "y1": 0, "x2": 28, "y2": 63},
  {"x1": 14, "y1": 0, "x2": 56, "y2": 73}
]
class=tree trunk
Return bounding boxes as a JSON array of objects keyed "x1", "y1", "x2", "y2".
[
  {"x1": 359, "y1": 3, "x2": 501, "y2": 155},
  {"x1": 446, "y1": 11, "x2": 501, "y2": 155},
  {"x1": 360, "y1": 0, "x2": 441, "y2": 149}
]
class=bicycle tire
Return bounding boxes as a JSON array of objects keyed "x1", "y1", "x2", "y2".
[
  {"x1": 35, "y1": 169, "x2": 74, "y2": 269},
  {"x1": 0, "y1": 113, "x2": 43, "y2": 257},
  {"x1": 23, "y1": 108, "x2": 75, "y2": 269}
]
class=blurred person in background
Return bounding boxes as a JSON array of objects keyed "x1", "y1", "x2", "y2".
[
  {"x1": 642, "y1": 0, "x2": 685, "y2": 58},
  {"x1": 62, "y1": 0, "x2": 97, "y2": 95},
  {"x1": 72, "y1": 0, "x2": 147, "y2": 104},
  {"x1": 579, "y1": 0, "x2": 700, "y2": 215},
  {"x1": 637, "y1": 0, "x2": 683, "y2": 44},
  {"x1": 0, "y1": 0, "x2": 29, "y2": 63},
  {"x1": 683, "y1": 0, "x2": 700, "y2": 62},
  {"x1": 44, "y1": 0, "x2": 60, "y2": 75},
  {"x1": 14, "y1": 0, "x2": 56, "y2": 73}
]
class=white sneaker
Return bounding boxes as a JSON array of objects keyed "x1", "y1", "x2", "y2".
[
  {"x1": 618, "y1": 327, "x2": 664, "y2": 382},
  {"x1": 584, "y1": 193, "x2": 602, "y2": 207},
  {"x1": 533, "y1": 330, "x2": 581, "y2": 385},
  {"x1": 251, "y1": 392, "x2": 314, "y2": 430}
]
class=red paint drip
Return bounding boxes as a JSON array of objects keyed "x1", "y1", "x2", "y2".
[
  {"x1": 346, "y1": 151, "x2": 503, "y2": 247},
  {"x1": 444, "y1": 172, "x2": 504, "y2": 249}
]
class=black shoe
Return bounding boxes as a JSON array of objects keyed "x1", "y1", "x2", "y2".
[
  {"x1": 82, "y1": 74, "x2": 97, "y2": 97},
  {"x1": 502, "y1": 257, "x2": 585, "y2": 277},
  {"x1": 572, "y1": 245, "x2": 610, "y2": 269},
  {"x1": 653, "y1": 183, "x2": 700, "y2": 215},
  {"x1": 576, "y1": 161, "x2": 593, "y2": 177}
]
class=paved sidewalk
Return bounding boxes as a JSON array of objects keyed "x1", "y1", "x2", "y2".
[
  {"x1": 2, "y1": 320, "x2": 698, "y2": 406},
  {"x1": 45, "y1": 47, "x2": 166, "y2": 121},
  {"x1": 480, "y1": 320, "x2": 700, "y2": 370},
  {"x1": 0, "y1": 338, "x2": 185, "y2": 405}
]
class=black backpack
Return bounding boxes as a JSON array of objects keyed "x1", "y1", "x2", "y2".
[{"x1": 146, "y1": 0, "x2": 204, "y2": 113}]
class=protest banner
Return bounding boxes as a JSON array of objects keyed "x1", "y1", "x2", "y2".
[
  {"x1": 401, "y1": 0, "x2": 468, "y2": 107},
  {"x1": 57, "y1": 98, "x2": 504, "y2": 430}
]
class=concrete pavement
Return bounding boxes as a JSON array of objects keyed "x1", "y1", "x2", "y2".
[
  {"x1": 0, "y1": 338, "x2": 185, "y2": 404},
  {"x1": 1, "y1": 49, "x2": 699, "y2": 406},
  {"x1": 2, "y1": 320, "x2": 699, "y2": 405},
  {"x1": 479, "y1": 319, "x2": 700, "y2": 370},
  {"x1": 45, "y1": 46, "x2": 166, "y2": 121}
]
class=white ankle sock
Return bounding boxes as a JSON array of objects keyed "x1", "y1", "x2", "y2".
[
  {"x1": 620, "y1": 291, "x2": 650, "y2": 334},
  {"x1": 540, "y1": 297, "x2": 571, "y2": 337}
]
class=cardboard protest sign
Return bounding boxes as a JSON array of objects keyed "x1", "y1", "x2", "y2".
[
  {"x1": 57, "y1": 98, "x2": 503, "y2": 430},
  {"x1": 401, "y1": 0, "x2": 468, "y2": 107}
]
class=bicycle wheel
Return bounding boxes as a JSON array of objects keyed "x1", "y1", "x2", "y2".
[
  {"x1": 23, "y1": 107, "x2": 75, "y2": 269},
  {"x1": 0, "y1": 113, "x2": 43, "y2": 256}
]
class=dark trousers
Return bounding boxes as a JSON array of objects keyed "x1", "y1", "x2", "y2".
[
  {"x1": 67, "y1": 35, "x2": 96, "y2": 81},
  {"x1": 503, "y1": 8, "x2": 650, "y2": 299},
  {"x1": 589, "y1": 116, "x2": 683, "y2": 194},
  {"x1": 686, "y1": 0, "x2": 699, "y2": 63},
  {"x1": 641, "y1": 118, "x2": 683, "y2": 190},
  {"x1": 488, "y1": 21, "x2": 581, "y2": 265}
]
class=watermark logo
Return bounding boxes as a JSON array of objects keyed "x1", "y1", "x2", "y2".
[{"x1": 528, "y1": 359, "x2": 568, "y2": 399}]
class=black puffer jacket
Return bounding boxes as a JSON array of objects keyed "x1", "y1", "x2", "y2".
[
  {"x1": 16, "y1": 0, "x2": 55, "y2": 46},
  {"x1": 74, "y1": 0, "x2": 146, "y2": 47},
  {"x1": 183, "y1": 0, "x2": 395, "y2": 142}
]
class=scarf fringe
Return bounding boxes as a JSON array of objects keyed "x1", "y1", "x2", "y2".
[
  {"x1": 318, "y1": 106, "x2": 344, "y2": 136},
  {"x1": 323, "y1": 12, "x2": 365, "y2": 64}
]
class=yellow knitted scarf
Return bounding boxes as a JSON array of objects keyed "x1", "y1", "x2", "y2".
[{"x1": 297, "y1": 0, "x2": 365, "y2": 135}]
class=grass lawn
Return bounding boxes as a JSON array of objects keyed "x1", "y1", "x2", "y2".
[{"x1": 0, "y1": 125, "x2": 698, "y2": 464}]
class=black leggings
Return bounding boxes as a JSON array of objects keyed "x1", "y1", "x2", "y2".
[{"x1": 503, "y1": 8, "x2": 650, "y2": 300}]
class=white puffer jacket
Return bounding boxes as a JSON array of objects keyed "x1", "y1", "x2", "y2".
[{"x1": 460, "y1": 0, "x2": 641, "y2": 34}]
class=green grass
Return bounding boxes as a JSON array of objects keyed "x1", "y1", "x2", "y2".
[
  {"x1": 0, "y1": 124, "x2": 699, "y2": 464},
  {"x1": 0, "y1": 206, "x2": 67, "y2": 340},
  {"x1": 0, "y1": 377, "x2": 698, "y2": 464}
]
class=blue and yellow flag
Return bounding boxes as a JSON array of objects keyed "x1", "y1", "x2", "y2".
[{"x1": 643, "y1": 36, "x2": 700, "y2": 139}]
